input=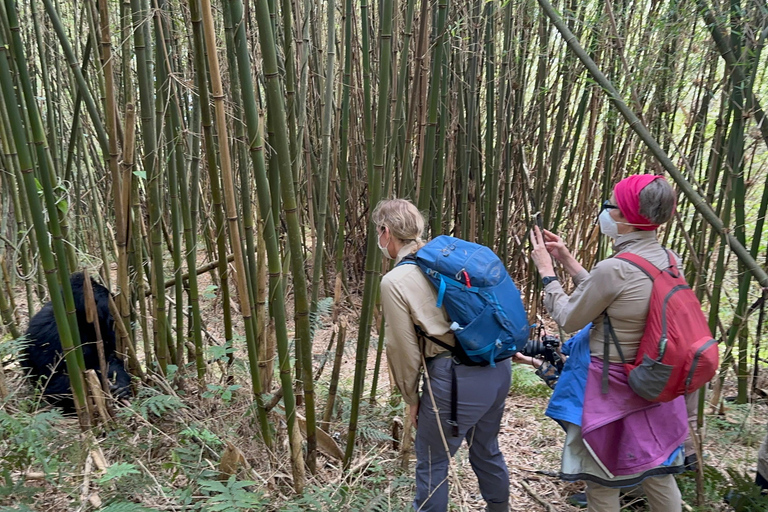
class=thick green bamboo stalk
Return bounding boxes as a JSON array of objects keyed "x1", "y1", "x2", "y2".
[
  {"x1": 97, "y1": 0, "x2": 124, "y2": 246},
  {"x1": 155, "y1": 0, "x2": 184, "y2": 368},
  {"x1": 482, "y1": 0, "x2": 496, "y2": 247},
  {"x1": 537, "y1": 0, "x2": 768, "y2": 289},
  {"x1": 166, "y1": 53, "x2": 205, "y2": 379},
  {"x1": 120, "y1": 104, "x2": 138, "y2": 354},
  {"x1": 400, "y1": 0, "x2": 430, "y2": 200},
  {"x1": 344, "y1": 0, "x2": 393, "y2": 469},
  {"x1": 188, "y1": 0, "x2": 234, "y2": 359},
  {"x1": 416, "y1": 0, "x2": 448, "y2": 218},
  {"x1": 310, "y1": 0, "x2": 336, "y2": 314},
  {"x1": 390, "y1": 0, "x2": 416, "y2": 199},
  {"x1": 0, "y1": 79, "x2": 34, "y2": 316},
  {"x1": 223, "y1": 0, "x2": 267, "y2": 406},
  {"x1": 130, "y1": 0, "x2": 171, "y2": 373},
  {"x1": 198, "y1": 0, "x2": 272, "y2": 444},
  {"x1": 334, "y1": 0, "x2": 354, "y2": 282},
  {"x1": 227, "y1": 0, "x2": 304, "y2": 487},
  {"x1": 251, "y1": 0, "x2": 317, "y2": 472},
  {"x1": 99, "y1": 0, "x2": 132, "y2": 351},
  {"x1": 0, "y1": 27, "x2": 88, "y2": 427},
  {"x1": 432, "y1": 36, "x2": 450, "y2": 235},
  {"x1": 281, "y1": 0, "x2": 299, "y2": 196},
  {"x1": 533, "y1": 13, "x2": 548, "y2": 233},
  {"x1": 29, "y1": 0, "x2": 59, "y2": 175},
  {"x1": 462, "y1": 0, "x2": 481, "y2": 240},
  {"x1": 6, "y1": 0, "x2": 86, "y2": 373}
]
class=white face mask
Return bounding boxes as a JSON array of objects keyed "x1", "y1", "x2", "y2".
[
  {"x1": 377, "y1": 229, "x2": 393, "y2": 259},
  {"x1": 599, "y1": 209, "x2": 620, "y2": 239}
]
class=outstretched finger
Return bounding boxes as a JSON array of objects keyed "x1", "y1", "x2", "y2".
[
  {"x1": 542, "y1": 229, "x2": 560, "y2": 243},
  {"x1": 530, "y1": 228, "x2": 541, "y2": 248}
]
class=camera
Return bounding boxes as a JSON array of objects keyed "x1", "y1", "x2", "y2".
[
  {"x1": 520, "y1": 334, "x2": 564, "y2": 389},
  {"x1": 521, "y1": 334, "x2": 562, "y2": 368}
]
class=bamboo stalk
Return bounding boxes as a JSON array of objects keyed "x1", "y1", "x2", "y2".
[
  {"x1": 198, "y1": 0, "x2": 272, "y2": 444},
  {"x1": 188, "y1": 0, "x2": 234, "y2": 359},
  {"x1": 310, "y1": 0, "x2": 337, "y2": 315},
  {"x1": 0, "y1": 24, "x2": 88, "y2": 427},
  {"x1": 344, "y1": 0, "x2": 394, "y2": 469},
  {"x1": 227, "y1": 0, "x2": 304, "y2": 486},
  {"x1": 130, "y1": 0, "x2": 170, "y2": 373}
]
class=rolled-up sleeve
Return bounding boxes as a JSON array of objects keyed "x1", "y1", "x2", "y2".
[
  {"x1": 381, "y1": 277, "x2": 422, "y2": 405},
  {"x1": 543, "y1": 260, "x2": 625, "y2": 332}
]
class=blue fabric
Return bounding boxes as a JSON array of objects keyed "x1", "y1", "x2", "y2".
[
  {"x1": 663, "y1": 445, "x2": 684, "y2": 466},
  {"x1": 545, "y1": 323, "x2": 592, "y2": 429},
  {"x1": 400, "y1": 236, "x2": 529, "y2": 365}
]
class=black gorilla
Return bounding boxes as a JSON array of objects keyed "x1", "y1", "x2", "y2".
[{"x1": 21, "y1": 273, "x2": 132, "y2": 412}]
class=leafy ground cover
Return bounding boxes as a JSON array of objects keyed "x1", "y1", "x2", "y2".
[{"x1": 1, "y1": 287, "x2": 766, "y2": 511}]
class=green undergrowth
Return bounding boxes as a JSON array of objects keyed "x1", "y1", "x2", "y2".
[{"x1": 509, "y1": 364, "x2": 554, "y2": 399}]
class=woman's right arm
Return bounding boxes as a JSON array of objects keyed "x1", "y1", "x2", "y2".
[
  {"x1": 543, "y1": 259, "x2": 625, "y2": 332},
  {"x1": 380, "y1": 277, "x2": 422, "y2": 406}
]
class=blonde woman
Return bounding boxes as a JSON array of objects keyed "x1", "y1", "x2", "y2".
[{"x1": 374, "y1": 198, "x2": 511, "y2": 512}]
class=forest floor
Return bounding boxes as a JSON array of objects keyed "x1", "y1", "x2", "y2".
[{"x1": 1, "y1": 265, "x2": 767, "y2": 511}]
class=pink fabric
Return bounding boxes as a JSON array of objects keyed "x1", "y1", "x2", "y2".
[
  {"x1": 581, "y1": 358, "x2": 688, "y2": 476},
  {"x1": 613, "y1": 174, "x2": 667, "y2": 231}
]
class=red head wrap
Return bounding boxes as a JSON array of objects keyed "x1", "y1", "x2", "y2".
[{"x1": 613, "y1": 174, "x2": 670, "y2": 231}]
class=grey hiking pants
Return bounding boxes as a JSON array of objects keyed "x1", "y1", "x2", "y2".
[{"x1": 413, "y1": 356, "x2": 511, "y2": 512}]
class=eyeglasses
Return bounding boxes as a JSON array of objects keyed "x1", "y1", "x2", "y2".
[{"x1": 601, "y1": 200, "x2": 619, "y2": 212}]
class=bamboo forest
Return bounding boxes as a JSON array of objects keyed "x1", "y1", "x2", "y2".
[{"x1": 0, "y1": 0, "x2": 767, "y2": 508}]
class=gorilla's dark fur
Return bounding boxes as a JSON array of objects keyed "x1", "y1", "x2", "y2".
[{"x1": 21, "y1": 273, "x2": 132, "y2": 412}]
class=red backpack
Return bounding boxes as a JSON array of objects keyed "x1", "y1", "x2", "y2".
[{"x1": 604, "y1": 251, "x2": 719, "y2": 402}]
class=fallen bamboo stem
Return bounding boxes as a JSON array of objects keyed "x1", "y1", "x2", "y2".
[
  {"x1": 520, "y1": 480, "x2": 556, "y2": 512},
  {"x1": 144, "y1": 254, "x2": 235, "y2": 296}
]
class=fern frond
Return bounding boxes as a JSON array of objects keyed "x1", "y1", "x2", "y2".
[
  {"x1": 132, "y1": 392, "x2": 186, "y2": 419},
  {"x1": 309, "y1": 297, "x2": 335, "y2": 338},
  {"x1": 96, "y1": 462, "x2": 141, "y2": 484},
  {"x1": 358, "y1": 425, "x2": 394, "y2": 443}
]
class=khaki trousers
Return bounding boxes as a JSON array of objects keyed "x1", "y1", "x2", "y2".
[{"x1": 586, "y1": 475, "x2": 681, "y2": 512}]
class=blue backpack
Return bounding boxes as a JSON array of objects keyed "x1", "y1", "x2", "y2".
[{"x1": 398, "y1": 235, "x2": 529, "y2": 366}]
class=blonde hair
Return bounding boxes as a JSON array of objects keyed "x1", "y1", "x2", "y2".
[{"x1": 371, "y1": 199, "x2": 426, "y2": 248}]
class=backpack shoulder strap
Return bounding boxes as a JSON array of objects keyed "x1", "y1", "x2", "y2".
[
  {"x1": 396, "y1": 253, "x2": 418, "y2": 267},
  {"x1": 614, "y1": 252, "x2": 663, "y2": 280},
  {"x1": 415, "y1": 324, "x2": 455, "y2": 354},
  {"x1": 601, "y1": 312, "x2": 627, "y2": 394}
]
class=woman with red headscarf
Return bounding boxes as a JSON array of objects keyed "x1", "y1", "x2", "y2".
[{"x1": 528, "y1": 175, "x2": 689, "y2": 512}]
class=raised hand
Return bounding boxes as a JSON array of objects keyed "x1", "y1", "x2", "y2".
[
  {"x1": 542, "y1": 229, "x2": 571, "y2": 262},
  {"x1": 529, "y1": 226, "x2": 555, "y2": 276}
]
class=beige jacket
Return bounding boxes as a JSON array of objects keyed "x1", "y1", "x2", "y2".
[
  {"x1": 381, "y1": 241, "x2": 455, "y2": 405},
  {"x1": 543, "y1": 230, "x2": 677, "y2": 363}
]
